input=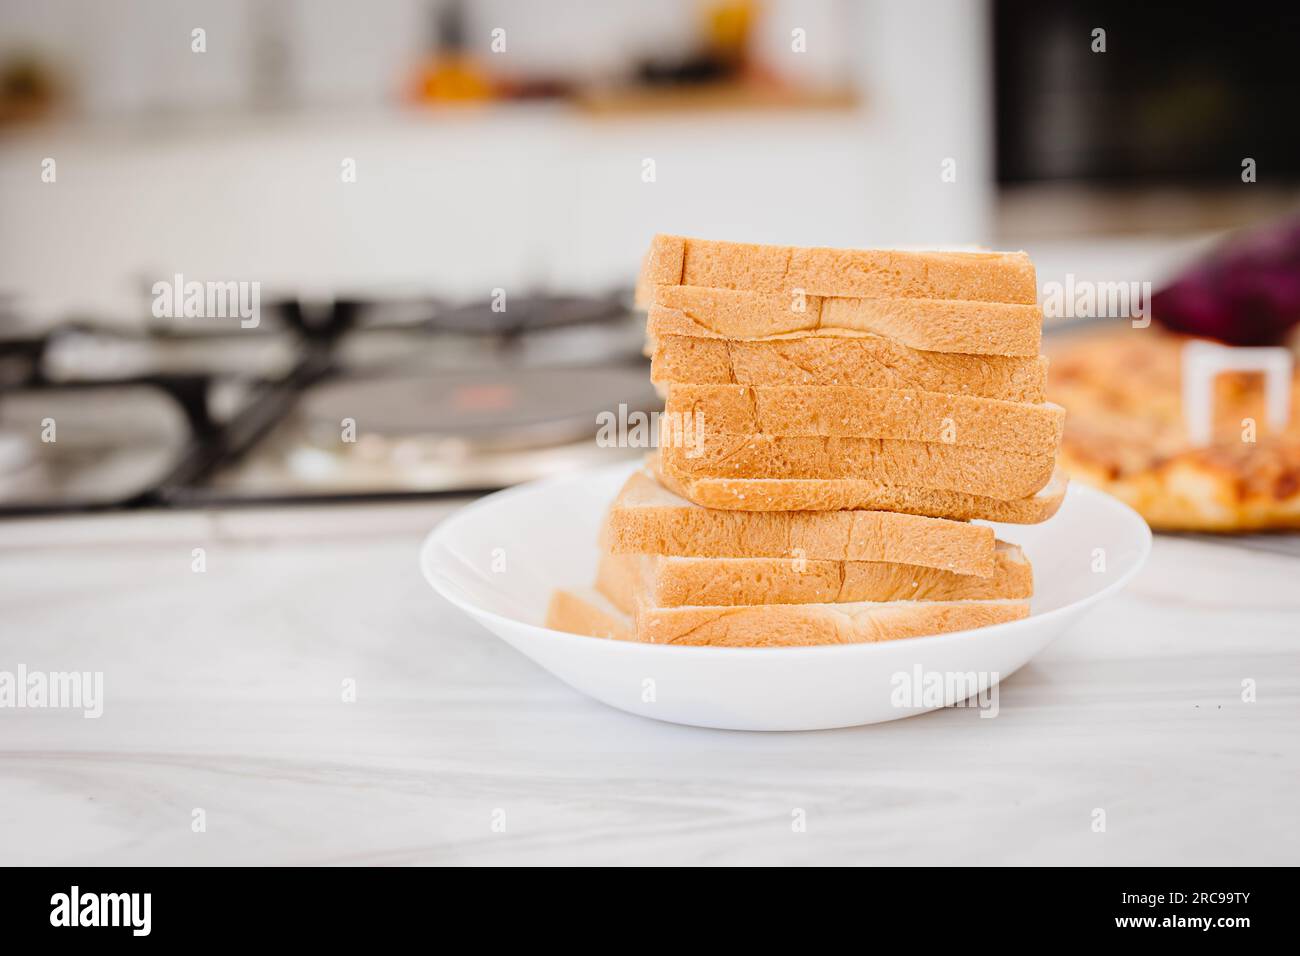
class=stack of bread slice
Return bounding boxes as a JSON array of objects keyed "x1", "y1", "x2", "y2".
[{"x1": 547, "y1": 235, "x2": 1066, "y2": 647}]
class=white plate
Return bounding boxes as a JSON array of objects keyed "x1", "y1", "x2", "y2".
[{"x1": 420, "y1": 462, "x2": 1151, "y2": 731}]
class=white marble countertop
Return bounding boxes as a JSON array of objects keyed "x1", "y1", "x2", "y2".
[{"x1": 1, "y1": 500, "x2": 1297, "y2": 866}]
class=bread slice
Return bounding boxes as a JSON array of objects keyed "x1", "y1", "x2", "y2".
[
  {"x1": 596, "y1": 543, "x2": 1033, "y2": 612},
  {"x1": 638, "y1": 598, "x2": 1030, "y2": 646},
  {"x1": 660, "y1": 437, "x2": 1056, "y2": 500},
  {"x1": 642, "y1": 234, "x2": 1037, "y2": 304},
  {"x1": 603, "y1": 469, "x2": 997, "y2": 576},
  {"x1": 650, "y1": 285, "x2": 1042, "y2": 357},
  {"x1": 546, "y1": 586, "x2": 1029, "y2": 646},
  {"x1": 545, "y1": 587, "x2": 633, "y2": 641},
  {"x1": 653, "y1": 453, "x2": 1068, "y2": 524},
  {"x1": 651, "y1": 334, "x2": 1048, "y2": 403},
  {"x1": 666, "y1": 384, "x2": 1064, "y2": 454}
]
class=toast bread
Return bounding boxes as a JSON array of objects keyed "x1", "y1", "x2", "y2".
[
  {"x1": 666, "y1": 384, "x2": 1064, "y2": 454},
  {"x1": 651, "y1": 333, "x2": 1049, "y2": 403},
  {"x1": 650, "y1": 284, "x2": 1042, "y2": 356},
  {"x1": 660, "y1": 436, "x2": 1057, "y2": 500},
  {"x1": 603, "y1": 469, "x2": 997, "y2": 575},
  {"x1": 653, "y1": 452, "x2": 1068, "y2": 524},
  {"x1": 546, "y1": 586, "x2": 1029, "y2": 646},
  {"x1": 642, "y1": 234, "x2": 1037, "y2": 304},
  {"x1": 596, "y1": 544, "x2": 1033, "y2": 611}
]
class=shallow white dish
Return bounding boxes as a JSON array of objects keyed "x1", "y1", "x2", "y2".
[{"x1": 420, "y1": 462, "x2": 1151, "y2": 731}]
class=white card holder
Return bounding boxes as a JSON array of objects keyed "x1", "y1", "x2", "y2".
[{"x1": 1181, "y1": 340, "x2": 1294, "y2": 446}]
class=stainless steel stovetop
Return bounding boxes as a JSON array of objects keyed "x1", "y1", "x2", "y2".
[{"x1": 0, "y1": 290, "x2": 656, "y2": 515}]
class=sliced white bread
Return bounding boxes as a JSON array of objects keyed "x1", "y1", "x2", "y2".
[
  {"x1": 596, "y1": 544, "x2": 1033, "y2": 611},
  {"x1": 651, "y1": 333, "x2": 1049, "y2": 403},
  {"x1": 660, "y1": 437, "x2": 1057, "y2": 500},
  {"x1": 653, "y1": 452, "x2": 1068, "y2": 525},
  {"x1": 640, "y1": 234, "x2": 1037, "y2": 304},
  {"x1": 546, "y1": 586, "x2": 1029, "y2": 647},
  {"x1": 545, "y1": 587, "x2": 633, "y2": 642},
  {"x1": 665, "y1": 384, "x2": 1064, "y2": 455},
  {"x1": 649, "y1": 284, "x2": 1042, "y2": 357},
  {"x1": 603, "y1": 469, "x2": 997, "y2": 576}
]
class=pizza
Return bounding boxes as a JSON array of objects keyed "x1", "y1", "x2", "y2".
[{"x1": 1045, "y1": 326, "x2": 1300, "y2": 531}]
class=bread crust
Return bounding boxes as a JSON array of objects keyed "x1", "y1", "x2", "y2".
[
  {"x1": 652, "y1": 334, "x2": 1049, "y2": 403},
  {"x1": 596, "y1": 547, "x2": 1032, "y2": 612},
  {"x1": 667, "y1": 384, "x2": 1064, "y2": 454},
  {"x1": 660, "y1": 436, "x2": 1058, "y2": 500},
  {"x1": 544, "y1": 588, "x2": 633, "y2": 641},
  {"x1": 547, "y1": 586, "x2": 1030, "y2": 647},
  {"x1": 654, "y1": 453, "x2": 1067, "y2": 524},
  {"x1": 636, "y1": 599, "x2": 1030, "y2": 646},
  {"x1": 603, "y1": 469, "x2": 998, "y2": 575},
  {"x1": 650, "y1": 284, "x2": 1043, "y2": 357},
  {"x1": 642, "y1": 234, "x2": 1037, "y2": 304}
]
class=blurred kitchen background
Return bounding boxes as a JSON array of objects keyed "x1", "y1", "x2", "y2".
[{"x1": 1, "y1": 0, "x2": 1298, "y2": 515}]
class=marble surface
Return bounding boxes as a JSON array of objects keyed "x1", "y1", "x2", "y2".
[{"x1": 1, "y1": 500, "x2": 1297, "y2": 866}]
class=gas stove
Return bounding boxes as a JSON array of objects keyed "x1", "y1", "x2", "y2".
[{"x1": 0, "y1": 290, "x2": 655, "y2": 515}]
